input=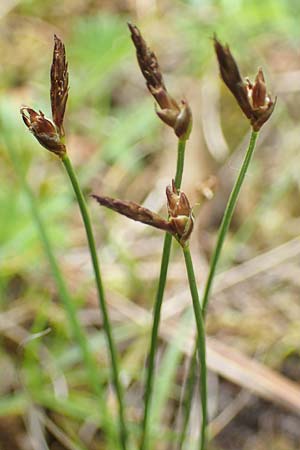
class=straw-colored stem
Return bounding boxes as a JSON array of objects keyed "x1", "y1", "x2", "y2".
[
  {"x1": 140, "y1": 139, "x2": 186, "y2": 450},
  {"x1": 62, "y1": 154, "x2": 128, "y2": 450}
]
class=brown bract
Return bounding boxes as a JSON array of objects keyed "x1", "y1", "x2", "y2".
[
  {"x1": 20, "y1": 107, "x2": 66, "y2": 156},
  {"x1": 92, "y1": 195, "x2": 174, "y2": 234},
  {"x1": 51, "y1": 35, "x2": 69, "y2": 137},
  {"x1": 92, "y1": 181, "x2": 194, "y2": 246},
  {"x1": 20, "y1": 35, "x2": 68, "y2": 157},
  {"x1": 128, "y1": 23, "x2": 192, "y2": 140},
  {"x1": 214, "y1": 36, "x2": 276, "y2": 131},
  {"x1": 166, "y1": 180, "x2": 194, "y2": 245}
]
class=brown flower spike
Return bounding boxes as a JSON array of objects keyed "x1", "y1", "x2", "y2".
[
  {"x1": 20, "y1": 35, "x2": 69, "y2": 157},
  {"x1": 51, "y1": 34, "x2": 69, "y2": 138},
  {"x1": 92, "y1": 195, "x2": 174, "y2": 234},
  {"x1": 214, "y1": 36, "x2": 275, "y2": 131},
  {"x1": 166, "y1": 180, "x2": 194, "y2": 244},
  {"x1": 128, "y1": 23, "x2": 192, "y2": 140},
  {"x1": 92, "y1": 181, "x2": 194, "y2": 246}
]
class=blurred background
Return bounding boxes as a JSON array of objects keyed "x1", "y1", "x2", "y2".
[{"x1": 1, "y1": 0, "x2": 300, "y2": 449}]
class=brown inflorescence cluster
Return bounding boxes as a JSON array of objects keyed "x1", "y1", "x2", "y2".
[
  {"x1": 128, "y1": 23, "x2": 192, "y2": 140},
  {"x1": 50, "y1": 34, "x2": 69, "y2": 138},
  {"x1": 92, "y1": 179, "x2": 194, "y2": 246},
  {"x1": 20, "y1": 107, "x2": 66, "y2": 156},
  {"x1": 20, "y1": 35, "x2": 69, "y2": 157},
  {"x1": 166, "y1": 179, "x2": 194, "y2": 244},
  {"x1": 214, "y1": 36, "x2": 275, "y2": 131}
]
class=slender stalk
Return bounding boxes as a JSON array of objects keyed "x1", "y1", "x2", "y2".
[
  {"x1": 178, "y1": 130, "x2": 259, "y2": 449},
  {"x1": 202, "y1": 130, "x2": 259, "y2": 316},
  {"x1": 174, "y1": 139, "x2": 186, "y2": 188},
  {"x1": 182, "y1": 245, "x2": 207, "y2": 450},
  {"x1": 140, "y1": 139, "x2": 186, "y2": 450},
  {"x1": 61, "y1": 154, "x2": 128, "y2": 450},
  {"x1": 177, "y1": 345, "x2": 197, "y2": 450},
  {"x1": 8, "y1": 149, "x2": 113, "y2": 444}
]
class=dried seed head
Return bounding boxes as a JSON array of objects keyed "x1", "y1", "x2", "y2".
[
  {"x1": 166, "y1": 179, "x2": 191, "y2": 217},
  {"x1": 213, "y1": 37, "x2": 244, "y2": 96},
  {"x1": 20, "y1": 107, "x2": 66, "y2": 156},
  {"x1": 128, "y1": 23, "x2": 192, "y2": 140},
  {"x1": 214, "y1": 36, "x2": 275, "y2": 131},
  {"x1": 166, "y1": 180, "x2": 194, "y2": 245},
  {"x1": 20, "y1": 35, "x2": 69, "y2": 157},
  {"x1": 128, "y1": 23, "x2": 167, "y2": 99},
  {"x1": 51, "y1": 35, "x2": 69, "y2": 137},
  {"x1": 213, "y1": 36, "x2": 251, "y2": 120},
  {"x1": 92, "y1": 181, "x2": 194, "y2": 246},
  {"x1": 92, "y1": 195, "x2": 174, "y2": 234},
  {"x1": 247, "y1": 67, "x2": 276, "y2": 131}
]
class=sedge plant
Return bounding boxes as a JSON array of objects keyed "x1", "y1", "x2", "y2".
[
  {"x1": 127, "y1": 24, "x2": 193, "y2": 450},
  {"x1": 95, "y1": 24, "x2": 209, "y2": 450},
  {"x1": 20, "y1": 35, "x2": 128, "y2": 450},
  {"x1": 92, "y1": 179, "x2": 207, "y2": 450},
  {"x1": 19, "y1": 26, "x2": 276, "y2": 450},
  {"x1": 178, "y1": 36, "x2": 276, "y2": 450},
  {"x1": 93, "y1": 30, "x2": 276, "y2": 450}
]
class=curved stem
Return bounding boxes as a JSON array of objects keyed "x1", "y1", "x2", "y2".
[
  {"x1": 182, "y1": 245, "x2": 207, "y2": 450},
  {"x1": 140, "y1": 138, "x2": 186, "y2": 450},
  {"x1": 61, "y1": 154, "x2": 128, "y2": 450},
  {"x1": 178, "y1": 130, "x2": 259, "y2": 449},
  {"x1": 8, "y1": 149, "x2": 114, "y2": 445}
]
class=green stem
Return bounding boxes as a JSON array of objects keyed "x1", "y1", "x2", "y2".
[
  {"x1": 177, "y1": 344, "x2": 198, "y2": 450},
  {"x1": 140, "y1": 139, "x2": 186, "y2": 450},
  {"x1": 182, "y1": 245, "x2": 207, "y2": 450},
  {"x1": 9, "y1": 150, "x2": 113, "y2": 445},
  {"x1": 178, "y1": 130, "x2": 259, "y2": 449},
  {"x1": 174, "y1": 139, "x2": 186, "y2": 188},
  {"x1": 202, "y1": 130, "x2": 259, "y2": 316},
  {"x1": 61, "y1": 154, "x2": 128, "y2": 450}
]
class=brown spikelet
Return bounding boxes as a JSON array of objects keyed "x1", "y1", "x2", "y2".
[
  {"x1": 214, "y1": 35, "x2": 275, "y2": 131},
  {"x1": 166, "y1": 180, "x2": 194, "y2": 245},
  {"x1": 166, "y1": 180, "x2": 191, "y2": 217},
  {"x1": 128, "y1": 23, "x2": 192, "y2": 140},
  {"x1": 128, "y1": 23, "x2": 166, "y2": 95},
  {"x1": 93, "y1": 181, "x2": 194, "y2": 246},
  {"x1": 214, "y1": 36, "x2": 252, "y2": 120},
  {"x1": 92, "y1": 195, "x2": 174, "y2": 234},
  {"x1": 51, "y1": 35, "x2": 69, "y2": 137},
  {"x1": 20, "y1": 107, "x2": 66, "y2": 156}
]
